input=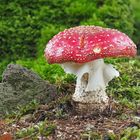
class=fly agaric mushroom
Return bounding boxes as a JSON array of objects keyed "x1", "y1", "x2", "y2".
[{"x1": 44, "y1": 26, "x2": 137, "y2": 113}]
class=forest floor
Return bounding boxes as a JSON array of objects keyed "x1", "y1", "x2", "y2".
[
  {"x1": 0, "y1": 57, "x2": 140, "y2": 140},
  {"x1": 0, "y1": 87, "x2": 140, "y2": 140}
]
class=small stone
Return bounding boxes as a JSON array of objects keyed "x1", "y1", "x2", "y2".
[
  {"x1": 85, "y1": 123, "x2": 95, "y2": 131},
  {"x1": 133, "y1": 116, "x2": 140, "y2": 122},
  {"x1": 108, "y1": 129, "x2": 114, "y2": 133},
  {"x1": 19, "y1": 114, "x2": 33, "y2": 123}
]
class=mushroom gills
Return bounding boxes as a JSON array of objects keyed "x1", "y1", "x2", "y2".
[{"x1": 61, "y1": 59, "x2": 119, "y2": 103}]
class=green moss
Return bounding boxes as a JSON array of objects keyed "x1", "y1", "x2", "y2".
[
  {"x1": 16, "y1": 56, "x2": 75, "y2": 83},
  {"x1": 106, "y1": 57, "x2": 140, "y2": 109}
]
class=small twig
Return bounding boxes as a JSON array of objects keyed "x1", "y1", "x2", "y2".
[{"x1": 115, "y1": 121, "x2": 131, "y2": 132}]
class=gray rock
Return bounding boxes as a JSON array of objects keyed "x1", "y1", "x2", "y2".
[{"x1": 0, "y1": 64, "x2": 57, "y2": 116}]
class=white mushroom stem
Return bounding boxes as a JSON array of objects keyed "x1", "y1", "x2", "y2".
[{"x1": 61, "y1": 59, "x2": 119, "y2": 104}]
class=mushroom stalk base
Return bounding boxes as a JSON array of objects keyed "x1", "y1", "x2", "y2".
[
  {"x1": 72, "y1": 90, "x2": 109, "y2": 115},
  {"x1": 72, "y1": 99, "x2": 107, "y2": 115},
  {"x1": 72, "y1": 73, "x2": 109, "y2": 114},
  {"x1": 61, "y1": 59, "x2": 119, "y2": 113}
]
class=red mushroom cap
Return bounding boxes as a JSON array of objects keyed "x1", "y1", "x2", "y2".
[{"x1": 45, "y1": 26, "x2": 137, "y2": 64}]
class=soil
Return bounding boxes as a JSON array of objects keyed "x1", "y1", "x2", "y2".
[{"x1": 0, "y1": 84, "x2": 140, "y2": 140}]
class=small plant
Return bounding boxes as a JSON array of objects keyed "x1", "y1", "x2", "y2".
[
  {"x1": 81, "y1": 131, "x2": 101, "y2": 140},
  {"x1": 5, "y1": 100, "x2": 39, "y2": 119},
  {"x1": 16, "y1": 121, "x2": 56, "y2": 139},
  {"x1": 120, "y1": 126, "x2": 140, "y2": 140}
]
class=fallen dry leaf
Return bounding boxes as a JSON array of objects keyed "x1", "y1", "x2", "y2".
[{"x1": 0, "y1": 133, "x2": 12, "y2": 140}]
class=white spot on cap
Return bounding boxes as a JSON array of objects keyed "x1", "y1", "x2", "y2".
[
  {"x1": 93, "y1": 47, "x2": 101, "y2": 53},
  {"x1": 76, "y1": 54, "x2": 82, "y2": 57},
  {"x1": 55, "y1": 47, "x2": 64, "y2": 57},
  {"x1": 109, "y1": 44, "x2": 114, "y2": 47},
  {"x1": 103, "y1": 47, "x2": 107, "y2": 49}
]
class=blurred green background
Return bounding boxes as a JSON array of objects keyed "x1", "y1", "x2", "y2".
[{"x1": 0, "y1": 0, "x2": 140, "y2": 82}]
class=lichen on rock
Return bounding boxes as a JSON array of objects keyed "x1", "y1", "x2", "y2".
[{"x1": 0, "y1": 64, "x2": 57, "y2": 116}]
